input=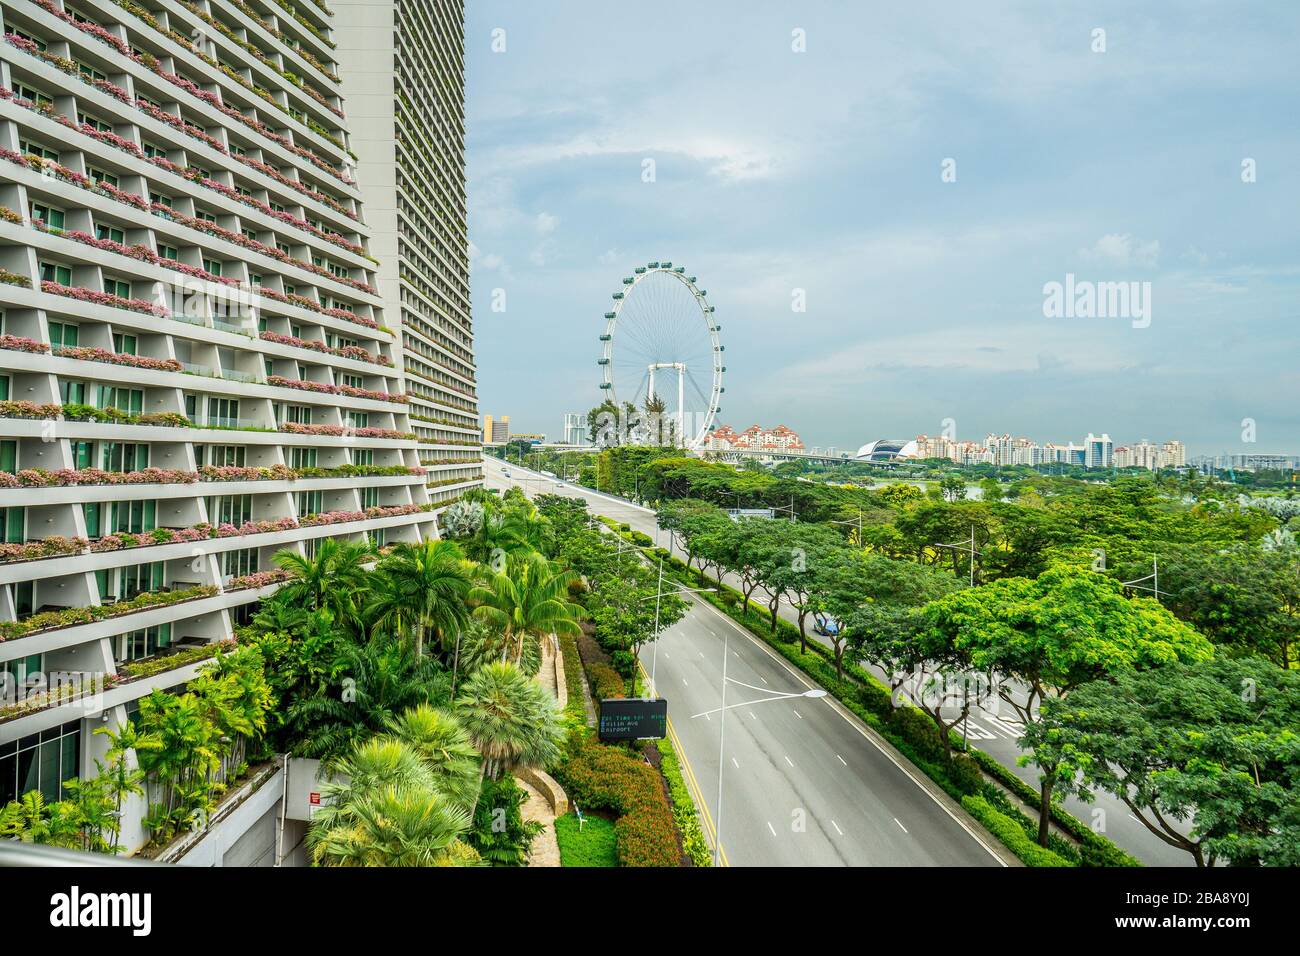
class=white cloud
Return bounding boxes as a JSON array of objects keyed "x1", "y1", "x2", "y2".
[
  {"x1": 535, "y1": 212, "x2": 559, "y2": 235},
  {"x1": 1079, "y1": 234, "x2": 1161, "y2": 269}
]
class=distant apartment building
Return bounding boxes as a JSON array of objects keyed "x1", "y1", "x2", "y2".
[
  {"x1": 707, "y1": 423, "x2": 804, "y2": 452},
  {"x1": 482, "y1": 414, "x2": 509, "y2": 444},
  {"x1": 1084, "y1": 433, "x2": 1114, "y2": 469},
  {"x1": 562, "y1": 412, "x2": 589, "y2": 446}
]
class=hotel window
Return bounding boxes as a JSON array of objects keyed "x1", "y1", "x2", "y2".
[
  {"x1": 222, "y1": 548, "x2": 258, "y2": 577},
  {"x1": 296, "y1": 490, "x2": 323, "y2": 516},
  {"x1": 0, "y1": 507, "x2": 22, "y2": 543},
  {"x1": 361, "y1": 487, "x2": 379, "y2": 509},
  {"x1": 96, "y1": 224, "x2": 125, "y2": 244},
  {"x1": 353, "y1": 449, "x2": 373, "y2": 466},
  {"x1": 84, "y1": 500, "x2": 157, "y2": 538},
  {"x1": 348, "y1": 411, "x2": 368, "y2": 428},
  {"x1": 159, "y1": 244, "x2": 179, "y2": 260},
  {"x1": 104, "y1": 278, "x2": 132, "y2": 300},
  {"x1": 202, "y1": 445, "x2": 245, "y2": 467},
  {"x1": 60, "y1": 381, "x2": 86, "y2": 410},
  {"x1": 112, "y1": 333, "x2": 137, "y2": 355},
  {"x1": 78, "y1": 111, "x2": 112, "y2": 133},
  {"x1": 19, "y1": 139, "x2": 58, "y2": 161},
  {"x1": 208, "y1": 495, "x2": 252, "y2": 525},
  {"x1": 29, "y1": 202, "x2": 64, "y2": 230},
  {"x1": 116, "y1": 624, "x2": 172, "y2": 664},
  {"x1": 13, "y1": 83, "x2": 52, "y2": 108},
  {"x1": 342, "y1": 374, "x2": 363, "y2": 389},
  {"x1": 39, "y1": 262, "x2": 72, "y2": 286},
  {"x1": 207, "y1": 397, "x2": 240, "y2": 427},
  {"x1": 151, "y1": 192, "x2": 173, "y2": 207},
  {"x1": 97, "y1": 386, "x2": 143, "y2": 415},
  {"x1": 101, "y1": 442, "x2": 149, "y2": 473},
  {"x1": 0, "y1": 721, "x2": 80, "y2": 805},
  {"x1": 88, "y1": 167, "x2": 119, "y2": 188},
  {"x1": 143, "y1": 142, "x2": 167, "y2": 160},
  {"x1": 290, "y1": 447, "x2": 317, "y2": 469},
  {"x1": 48, "y1": 321, "x2": 79, "y2": 350},
  {"x1": 203, "y1": 258, "x2": 223, "y2": 277},
  {"x1": 98, "y1": 562, "x2": 164, "y2": 602},
  {"x1": 283, "y1": 404, "x2": 311, "y2": 425},
  {"x1": 70, "y1": 441, "x2": 93, "y2": 470}
]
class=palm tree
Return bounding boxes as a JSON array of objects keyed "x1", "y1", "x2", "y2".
[
  {"x1": 307, "y1": 737, "x2": 479, "y2": 867},
  {"x1": 468, "y1": 552, "x2": 584, "y2": 665},
  {"x1": 308, "y1": 786, "x2": 479, "y2": 867},
  {"x1": 386, "y1": 704, "x2": 481, "y2": 809},
  {"x1": 369, "y1": 539, "x2": 472, "y2": 663},
  {"x1": 92, "y1": 722, "x2": 160, "y2": 852},
  {"x1": 272, "y1": 538, "x2": 374, "y2": 628},
  {"x1": 455, "y1": 661, "x2": 565, "y2": 779}
]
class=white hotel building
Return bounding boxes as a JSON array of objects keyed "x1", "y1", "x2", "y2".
[{"x1": 0, "y1": 0, "x2": 478, "y2": 821}]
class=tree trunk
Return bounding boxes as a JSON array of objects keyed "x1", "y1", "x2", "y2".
[{"x1": 1038, "y1": 777, "x2": 1054, "y2": 847}]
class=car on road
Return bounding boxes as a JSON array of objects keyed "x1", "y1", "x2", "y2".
[
  {"x1": 501, "y1": 468, "x2": 511, "y2": 477},
  {"x1": 812, "y1": 615, "x2": 841, "y2": 637}
]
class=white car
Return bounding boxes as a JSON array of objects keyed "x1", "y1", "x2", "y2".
[{"x1": 501, "y1": 468, "x2": 512, "y2": 477}]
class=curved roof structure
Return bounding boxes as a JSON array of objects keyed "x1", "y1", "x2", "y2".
[{"x1": 854, "y1": 439, "x2": 919, "y2": 461}]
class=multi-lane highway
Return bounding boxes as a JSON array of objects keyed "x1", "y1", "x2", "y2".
[
  {"x1": 484, "y1": 456, "x2": 1008, "y2": 866},
  {"x1": 483, "y1": 454, "x2": 1193, "y2": 866}
]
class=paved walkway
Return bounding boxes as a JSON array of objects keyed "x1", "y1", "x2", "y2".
[{"x1": 522, "y1": 637, "x2": 562, "y2": 867}]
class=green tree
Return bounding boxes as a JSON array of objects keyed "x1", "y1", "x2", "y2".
[
  {"x1": 386, "y1": 704, "x2": 481, "y2": 809},
  {"x1": 370, "y1": 539, "x2": 473, "y2": 665},
  {"x1": 1025, "y1": 656, "x2": 1300, "y2": 866},
  {"x1": 272, "y1": 537, "x2": 374, "y2": 629},
  {"x1": 920, "y1": 565, "x2": 1215, "y2": 846},
  {"x1": 469, "y1": 552, "x2": 584, "y2": 665}
]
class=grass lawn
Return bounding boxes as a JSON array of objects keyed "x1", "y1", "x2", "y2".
[{"x1": 554, "y1": 811, "x2": 618, "y2": 867}]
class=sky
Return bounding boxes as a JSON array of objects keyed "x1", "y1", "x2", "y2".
[{"x1": 463, "y1": 1, "x2": 1300, "y2": 456}]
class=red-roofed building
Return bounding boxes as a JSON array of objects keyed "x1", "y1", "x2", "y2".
[{"x1": 706, "y1": 424, "x2": 805, "y2": 452}]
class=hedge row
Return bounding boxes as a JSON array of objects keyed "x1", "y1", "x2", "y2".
[
  {"x1": 961, "y1": 795, "x2": 1072, "y2": 867},
  {"x1": 556, "y1": 735, "x2": 678, "y2": 867},
  {"x1": 557, "y1": 633, "x2": 588, "y2": 722},
  {"x1": 653, "y1": 739, "x2": 711, "y2": 867}
]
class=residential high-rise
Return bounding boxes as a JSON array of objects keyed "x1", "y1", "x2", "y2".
[
  {"x1": 0, "y1": 0, "x2": 445, "y2": 837},
  {"x1": 563, "y1": 412, "x2": 590, "y2": 446},
  {"x1": 335, "y1": 0, "x2": 481, "y2": 504},
  {"x1": 1084, "y1": 433, "x2": 1113, "y2": 469},
  {"x1": 481, "y1": 413, "x2": 509, "y2": 444}
]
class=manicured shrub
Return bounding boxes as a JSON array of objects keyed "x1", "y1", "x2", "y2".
[
  {"x1": 588, "y1": 663, "x2": 626, "y2": 700},
  {"x1": 961, "y1": 795, "x2": 1070, "y2": 867},
  {"x1": 891, "y1": 706, "x2": 944, "y2": 761},
  {"x1": 857, "y1": 681, "x2": 894, "y2": 720},
  {"x1": 609, "y1": 650, "x2": 636, "y2": 678},
  {"x1": 555, "y1": 736, "x2": 678, "y2": 867},
  {"x1": 948, "y1": 752, "x2": 984, "y2": 796}
]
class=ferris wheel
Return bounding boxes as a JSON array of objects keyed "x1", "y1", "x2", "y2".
[{"x1": 597, "y1": 261, "x2": 724, "y2": 449}]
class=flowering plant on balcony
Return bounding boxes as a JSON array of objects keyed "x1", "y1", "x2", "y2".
[
  {"x1": 0, "y1": 583, "x2": 219, "y2": 642},
  {"x1": 41, "y1": 282, "x2": 169, "y2": 318},
  {"x1": 200, "y1": 464, "x2": 297, "y2": 482},
  {"x1": 278, "y1": 422, "x2": 415, "y2": 440},
  {"x1": 0, "y1": 205, "x2": 21, "y2": 224},
  {"x1": 227, "y1": 570, "x2": 291, "y2": 591},
  {"x1": 254, "y1": 287, "x2": 379, "y2": 331},
  {"x1": 0, "y1": 267, "x2": 31, "y2": 288},
  {"x1": 341, "y1": 384, "x2": 407, "y2": 403},
  {"x1": 0, "y1": 401, "x2": 61, "y2": 420},
  {"x1": 0, "y1": 467, "x2": 200, "y2": 488},
  {"x1": 54, "y1": 346, "x2": 184, "y2": 373},
  {"x1": 298, "y1": 510, "x2": 366, "y2": 527},
  {"x1": 0, "y1": 536, "x2": 88, "y2": 564},
  {"x1": 0, "y1": 334, "x2": 50, "y2": 354},
  {"x1": 259, "y1": 331, "x2": 391, "y2": 366}
]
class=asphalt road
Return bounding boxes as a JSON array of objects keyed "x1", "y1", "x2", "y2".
[
  {"x1": 483, "y1": 455, "x2": 1195, "y2": 866},
  {"x1": 485, "y1": 457, "x2": 1005, "y2": 866}
]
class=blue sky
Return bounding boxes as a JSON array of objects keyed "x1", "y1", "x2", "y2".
[{"x1": 464, "y1": 1, "x2": 1300, "y2": 456}]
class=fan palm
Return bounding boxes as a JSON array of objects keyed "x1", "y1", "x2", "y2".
[
  {"x1": 386, "y1": 704, "x2": 481, "y2": 808},
  {"x1": 272, "y1": 538, "x2": 374, "y2": 629},
  {"x1": 455, "y1": 661, "x2": 565, "y2": 778},
  {"x1": 308, "y1": 785, "x2": 479, "y2": 867},
  {"x1": 468, "y1": 552, "x2": 584, "y2": 665},
  {"x1": 369, "y1": 540, "x2": 472, "y2": 661}
]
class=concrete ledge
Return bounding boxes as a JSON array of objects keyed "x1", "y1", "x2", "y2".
[{"x1": 517, "y1": 766, "x2": 568, "y2": 817}]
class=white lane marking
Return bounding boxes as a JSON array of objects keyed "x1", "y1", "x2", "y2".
[
  {"x1": 836, "y1": 754, "x2": 847, "y2": 767},
  {"x1": 731, "y1": 757, "x2": 739, "y2": 769},
  {"x1": 783, "y1": 755, "x2": 794, "y2": 768},
  {"x1": 747, "y1": 711, "x2": 757, "y2": 720},
  {"x1": 766, "y1": 821, "x2": 777, "y2": 837},
  {"x1": 792, "y1": 709, "x2": 802, "y2": 719},
  {"x1": 894, "y1": 818, "x2": 908, "y2": 834},
  {"x1": 682, "y1": 678, "x2": 688, "y2": 686},
  {"x1": 831, "y1": 820, "x2": 844, "y2": 836}
]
